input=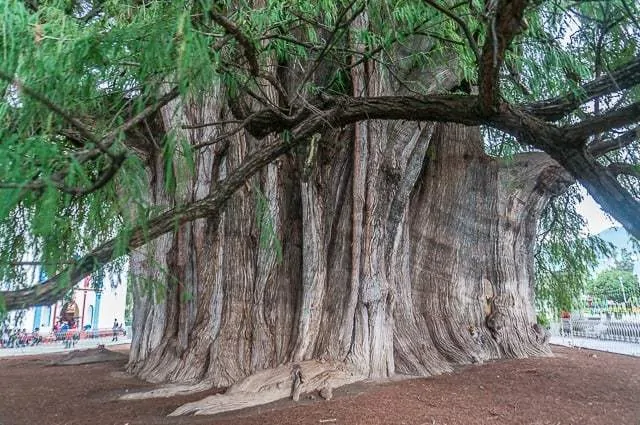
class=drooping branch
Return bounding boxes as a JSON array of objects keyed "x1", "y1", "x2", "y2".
[
  {"x1": 0, "y1": 69, "x2": 99, "y2": 145},
  {"x1": 525, "y1": 56, "x2": 640, "y2": 121},
  {"x1": 564, "y1": 152, "x2": 640, "y2": 239},
  {"x1": 486, "y1": 105, "x2": 640, "y2": 240},
  {"x1": 477, "y1": 0, "x2": 529, "y2": 114},
  {"x1": 1, "y1": 261, "x2": 75, "y2": 266},
  {"x1": 588, "y1": 127, "x2": 639, "y2": 157},
  {"x1": 0, "y1": 153, "x2": 126, "y2": 197},
  {"x1": 421, "y1": 0, "x2": 480, "y2": 64},
  {"x1": 0, "y1": 82, "x2": 178, "y2": 195},
  {"x1": 0, "y1": 111, "x2": 327, "y2": 310}
]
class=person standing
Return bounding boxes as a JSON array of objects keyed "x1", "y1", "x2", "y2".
[{"x1": 112, "y1": 319, "x2": 119, "y2": 342}]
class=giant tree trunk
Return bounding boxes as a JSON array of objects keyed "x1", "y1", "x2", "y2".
[
  {"x1": 126, "y1": 24, "x2": 572, "y2": 411},
  {"x1": 126, "y1": 87, "x2": 571, "y2": 412}
]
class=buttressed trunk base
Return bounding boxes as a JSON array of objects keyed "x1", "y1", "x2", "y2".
[{"x1": 126, "y1": 121, "x2": 571, "y2": 415}]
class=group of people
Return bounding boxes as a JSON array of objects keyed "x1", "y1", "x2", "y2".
[
  {"x1": 0, "y1": 327, "x2": 42, "y2": 348},
  {"x1": 0, "y1": 319, "x2": 125, "y2": 349}
]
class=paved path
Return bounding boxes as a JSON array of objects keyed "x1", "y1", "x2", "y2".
[
  {"x1": 3, "y1": 335, "x2": 638, "y2": 358},
  {"x1": 0, "y1": 337, "x2": 132, "y2": 357},
  {"x1": 550, "y1": 336, "x2": 640, "y2": 357}
]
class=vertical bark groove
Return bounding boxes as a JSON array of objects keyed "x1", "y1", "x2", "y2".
[{"x1": 128, "y1": 35, "x2": 573, "y2": 398}]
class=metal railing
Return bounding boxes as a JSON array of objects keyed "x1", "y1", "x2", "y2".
[
  {"x1": 0, "y1": 327, "x2": 132, "y2": 357},
  {"x1": 550, "y1": 314, "x2": 640, "y2": 357}
]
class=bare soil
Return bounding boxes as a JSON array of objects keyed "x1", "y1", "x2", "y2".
[{"x1": 0, "y1": 345, "x2": 638, "y2": 425}]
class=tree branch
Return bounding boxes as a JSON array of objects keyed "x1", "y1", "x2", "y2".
[
  {"x1": 0, "y1": 84, "x2": 178, "y2": 195},
  {"x1": 0, "y1": 108, "x2": 329, "y2": 310},
  {"x1": 102, "y1": 86, "x2": 180, "y2": 144},
  {"x1": 565, "y1": 101, "x2": 640, "y2": 141},
  {"x1": 565, "y1": 152, "x2": 640, "y2": 239},
  {"x1": 607, "y1": 162, "x2": 640, "y2": 179},
  {"x1": 421, "y1": 0, "x2": 480, "y2": 64},
  {"x1": 290, "y1": 0, "x2": 364, "y2": 108},
  {"x1": 477, "y1": 0, "x2": 529, "y2": 114},
  {"x1": 588, "y1": 126, "x2": 639, "y2": 157},
  {"x1": 209, "y1": 12, "x2": 260, "y2": 77},
  {"x1": 524, "y1": 56, "x2": 640, "y2": 121},
  {"x1": 0, "y1": 70, "x2": 99, "y2": 145},
  {"x1": 334, "y1": 95, "x2": 481, "y2": 126}
]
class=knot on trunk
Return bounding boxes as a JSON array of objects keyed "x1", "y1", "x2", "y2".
[
  {"x1": 534, "y1": 165, "x2": 574, "y2": 196},
  {"x1": 485, "y1": 295, "x2": 514, "y2": 340}
]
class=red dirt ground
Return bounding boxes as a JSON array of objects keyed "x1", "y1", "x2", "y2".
[{"x1": 0, "y1": 345, "x2": 639, "y2": 425}]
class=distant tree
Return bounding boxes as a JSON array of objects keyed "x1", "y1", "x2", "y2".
[
  {"x1": 615, "y1": 249, "x2": 636, "y2": 273},
  {"x1": 534, "y1": 186, "x2": 612, "y2": 312},
  {"x1": 587, "y1": 267, "x2": 640, "y2": 304}
]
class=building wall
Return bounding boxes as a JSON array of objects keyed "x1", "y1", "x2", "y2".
[{"x1": 6, "y1": 266, "x2": 127, "y2": 332}]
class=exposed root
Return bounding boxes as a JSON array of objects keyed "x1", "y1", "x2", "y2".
[
  {"x1": 119, "y1": 381, "x2": 214, "y2": 400},
  {"x1": 169, "y1": 360, "x2": 364, "y2": 416},
  {"x1": 51, "y1": 348, "x2": 127, "y2": 366}
]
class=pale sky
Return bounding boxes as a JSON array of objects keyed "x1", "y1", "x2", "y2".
[{"x1": 576, "y1": 186, "x2": 619, "y2": 235}]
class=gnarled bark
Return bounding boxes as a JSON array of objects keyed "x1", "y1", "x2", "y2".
[
  {"x1": 125, "y1": 23, "x2": 573, "y2": 413},
  {"x1": 126, "y1": 107, "x2": 571, "y2": 414}
]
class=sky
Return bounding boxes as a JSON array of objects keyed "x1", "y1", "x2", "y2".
[{"x1": 576, "y1": 186, "x2": 619, "y2": 235}]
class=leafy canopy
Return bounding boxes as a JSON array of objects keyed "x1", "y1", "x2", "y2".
[{"x1": 0, "y1": 0, "x2": 638, "y2": 309}]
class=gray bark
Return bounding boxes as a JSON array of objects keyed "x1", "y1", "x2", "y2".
[
  {"x1": 127, "y1": 112, "x2": 571, "y2": 387},
  {"x1": 127, "y1": 29, "x2": 573, "y2": 397}
]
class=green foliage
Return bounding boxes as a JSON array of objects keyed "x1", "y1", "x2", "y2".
[
  {"x1": 587, "y1": 266, "x2": 640, "y2": 304},
  {"x1": 534, "y1": 187, "x2": 612, "y2": 312},
  {"x1": 536, "y1": 312, "x2": 550, "y2": 329}
]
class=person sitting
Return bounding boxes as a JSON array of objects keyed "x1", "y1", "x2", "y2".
[
  {"x1": 72, "y1": 331, "x2": 80, "y2": 347},
  {"x1": 19, "y1": 329, "x2": 29, "y2": 347},
  {"x1": 31, "y1": 328, "x2": 42, "y2": 346},
  {"x1": 1, "y1": 328, "x2": 9, "y2": 348}
]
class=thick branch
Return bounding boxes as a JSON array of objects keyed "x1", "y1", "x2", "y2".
[
  {"x1": 566, "y1": 101, "x2": 640, "y2": 141},
  {"x1": 607, "y1": 162, "x2": 640, "y2": 179},
  {"x1": 525, "y1": 56, "x2": 640, "y2": 121},
  {"x1": 335, "y1": 95, "x2": 481, "y2": 126},
  {"x1": 564, "y1": 152, "x2": 640, "y2": 239},
  {"x1": 478, "y1": 0, "x2": 529, "y2": 114},
  {"x1": 588, "y1": 127, "x2": 639, "y2": 157}
]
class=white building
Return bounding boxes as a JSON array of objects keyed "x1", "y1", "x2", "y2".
[{"x1": 6, "y1": 268, "x2": 127, "y2": 333}]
